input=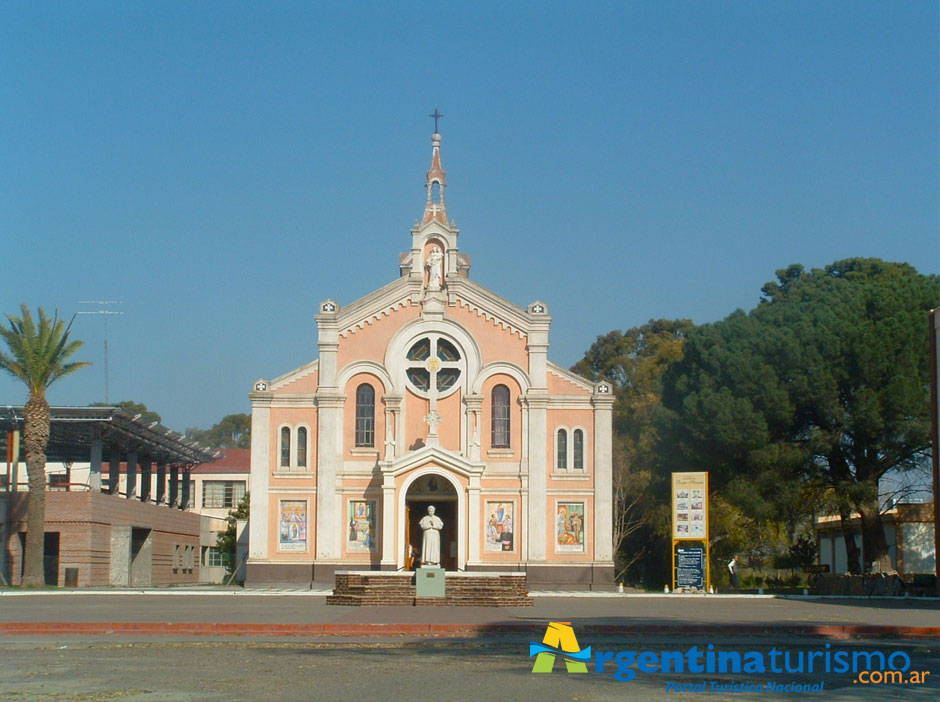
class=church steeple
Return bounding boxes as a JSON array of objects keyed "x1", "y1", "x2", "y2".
[{"x1": 422, "y1": 110, "x2": 448, "y2": 226}]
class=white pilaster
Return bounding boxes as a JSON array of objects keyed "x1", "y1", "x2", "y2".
[
  {"x1": 468, "y1": 475, "x2": 481, "y2": 563},
  {"x1": 381, "y1": 473, "x2": 397, "y2": 568},
  {"x1": 315, "y1": 302, "x2": 344, "y2": 561},
  {"x1": 592, "y1": 387, "x2": 615, "y2": 562},
  {"x1": 248, "y1": 392, "x2": 271, "y2": 560},
  {"x1": 525, "y1": 303, "x2": 551, "y2": 563},
  {"x1": 525, "y1": 392, "x2": 549, "y2": 561}
]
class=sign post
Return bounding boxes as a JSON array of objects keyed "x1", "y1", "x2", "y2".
[{"x1": 671, "y1": 472, "x2": 709, "y2": 592}]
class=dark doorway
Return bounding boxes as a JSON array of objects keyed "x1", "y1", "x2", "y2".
[
  {"x1": 130, "y1": 527, "x2": 153, "y2": 586},
  {"x1": 43, "y1": 532, "x2": 59, "y2": 585},
  {"x1": 17, "y1": 531, "x2": 59, "y2": 585},
  {"x1": 406, "y1": 499, "x2": 457, "y2": 572}
]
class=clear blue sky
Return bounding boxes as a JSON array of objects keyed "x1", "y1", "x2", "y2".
[{"x1": 1, "y1": 1, "x2": 937, "y2": 431}]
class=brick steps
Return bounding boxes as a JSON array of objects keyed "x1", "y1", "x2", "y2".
[{"x1": 328, "y1": 571, "x2": 532, "y2": 607}]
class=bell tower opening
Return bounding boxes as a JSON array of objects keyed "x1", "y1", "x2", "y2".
[{"x1": 404, "y1": 473, "x2": 458, "y2": 572}]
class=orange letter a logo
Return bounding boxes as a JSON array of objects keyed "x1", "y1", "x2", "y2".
[{"x1": 529, "y1": 622, "x2": 591, "y2": 673}]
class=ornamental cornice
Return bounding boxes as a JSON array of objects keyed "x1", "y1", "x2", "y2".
[
  {"x1": 446, "y1": 278, "x2": 535, "y2": 338},
  {"x1": 330, "y1": 277, "x2": 423, "y2": 339},
  {"x1": 591, "y1": 394, "x2": 616, "y2": 409},
  {"x1": 547, "y1": 396, "x2": 595, "y2": 409},
  {"x1": 314, "y1": 391, "x2": 347, "y2": 409},
  {"x1": 546, "y1": 363, "x2": 595, "y2": 393},
  {"x1": 269, "y1": 394, "x2": 317, "y2": 407},
  {"x1": 269, "y1": 359, "x2": 320, "y2": 391}
]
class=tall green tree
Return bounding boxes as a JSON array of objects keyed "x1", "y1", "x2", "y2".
[
  {"x1": 185, "y1": 413, "x2": 250, "y2": 449},
  {"x1": 666, "y1": 259, "x2": 939, "y2": 573},
  {"x1": 0, "y1": 306, "x2": 90, "y2": 585},
  {"x1": 574, "y1": 319, "x2": 693, "y2": 583}
]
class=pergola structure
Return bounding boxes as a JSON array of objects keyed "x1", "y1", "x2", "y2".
[
  {"x1": 1, "y1": 406, "x2": 221, "y2": 587},
  {"x1": 1, "y1": 405, "x2": 219, "y2": 507}
]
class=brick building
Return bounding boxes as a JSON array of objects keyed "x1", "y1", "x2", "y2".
[{"x1": 1, "y1": 406, "x2": 218, "y2": 586}]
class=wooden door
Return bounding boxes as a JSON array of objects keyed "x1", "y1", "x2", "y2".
[{"x1": 404, "y1": 503, "x2": 412, "y2": 569}]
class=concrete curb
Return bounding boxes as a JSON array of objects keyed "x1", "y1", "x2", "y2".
[{"x1": 1, "y1": 622, "x2": 938, "y2": 640}]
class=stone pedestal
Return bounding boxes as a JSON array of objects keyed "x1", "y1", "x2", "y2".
[{"x1": 415, "y1": 567, "x2": 445, "y2": 598}]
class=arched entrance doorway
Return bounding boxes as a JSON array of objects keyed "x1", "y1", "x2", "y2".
[{"x1": 404, "y1": 473, "x2": 458, "y2": 571}]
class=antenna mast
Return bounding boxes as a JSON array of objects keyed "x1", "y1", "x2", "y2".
[{"x1": 76, "y1": 300, "x2": 124, "y2": 404}]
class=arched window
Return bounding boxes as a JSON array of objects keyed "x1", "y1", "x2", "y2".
[
  {"x1": 297, "y1": 427, "x2": 307, "y2": 468},
  {"x1": 280, "y1": 427, "x2": 291, "y2": 468},
  {"x1": 556, "y1": 429, "x2": 568, "y2": 470},
  {"x1": 573, "y1": 429, "x2": 584, "y2": 470},
  {"x1": 355, "y1": 384, "x2": 375, "y2": 447},
  {"x1": 491, "y1": 384, "x2": 511, "y2": 448}
]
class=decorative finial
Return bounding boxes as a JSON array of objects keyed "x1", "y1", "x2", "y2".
[{"x1": 429, "y1": 108, "x2": 443, "y2": 134}]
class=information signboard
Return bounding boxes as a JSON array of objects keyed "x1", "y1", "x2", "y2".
[
  {"x1": 676, "y1": 547, "x2": 705, "y2": 589},
  {"x1": 671, "y1": 471, "x2": 708, "y2": 541}
]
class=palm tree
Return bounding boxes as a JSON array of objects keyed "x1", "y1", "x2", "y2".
[{"x1": 0, "y1": 306, "x2": 89, "y2": 585}]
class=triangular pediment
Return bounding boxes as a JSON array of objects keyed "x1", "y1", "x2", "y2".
[{"x1": 381, "y1": 444, "x2": 484, "y2": 478}]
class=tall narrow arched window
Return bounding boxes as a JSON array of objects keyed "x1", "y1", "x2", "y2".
[
  {"x1": 556, "y1": 429, "x2": 568, "y2": 470},
  {"x1": 573, "y1": 429, "x2": 584, "y2": 470},
  {"x1": 491, "y1": 384, "x2": 510, "y2": 448},
  {"x1": 297, "y1": 427, "x2": 307, "y2": 468},
  {"x1": 280, "y1": 427, "x2": 291, "y2": 468},
  {"x1": 355, "y1": 384, "x2": 375, "y2": 447}
]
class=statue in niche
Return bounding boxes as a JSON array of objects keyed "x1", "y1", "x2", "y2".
[
  {"x1": 426, "y1": 246, "x2": 444, "y2": 289},
  {"x1": 419, "y1": 505, "x2": 444, "y2": 567}
]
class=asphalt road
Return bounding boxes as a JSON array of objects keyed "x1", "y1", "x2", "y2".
[
  {"x1": 1, "y1": 592, "x2": 938, "y2": 629},
  {"x1": 0, "y1": 635, "x2": 937, "y2": 702}
]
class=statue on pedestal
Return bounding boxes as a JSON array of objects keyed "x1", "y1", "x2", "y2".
[{"x1": 419, "y1": 505, "x2": 444, "y2": 567}]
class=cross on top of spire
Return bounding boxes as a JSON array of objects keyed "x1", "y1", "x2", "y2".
[
  {"x1": 422, "y1": 112, "x2": 448, "y2": 226},
  {"x1": 429, "y1": 108, "x2": 443, "y2": 134}
]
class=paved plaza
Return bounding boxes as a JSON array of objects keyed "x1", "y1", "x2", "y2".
[
  {"x1": 1, "y1": 590, "x2": 938, "y2": 633},
  {"x1": 1, "y1": 591, "x2": 938, "y2": 701}
]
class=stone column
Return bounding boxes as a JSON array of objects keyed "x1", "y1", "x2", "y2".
[
  {"x1": 180, "y1": 470, "x2": 191, "y2": 509},
  {"x1": 382, "y1": 394, "x2": 401, "y2": 462},
  {"x1": 464, "y1": 394, "x2": 483, "y2": 462},
  {"x1": 89, "y1": 439, "x2": 102, "y2": 492},
  {"x1": 139, "y1": 453, "x2": 151, "y2": 502},
  {"x1": 108, "y1": 444, "x2": 121, "y2": 494},
  {"x1": 125, "y1": 452, "x2": 138, "y2": 498},
  {"x1": 525, "y1": 393, "x2": 549, "y2": 561},
  {"x1": 315, "y1": 391, "x2": 344, "y2": 560},
  {"x1": 169, "y1": 465, "x2": 179, "y2": 506},
  {"x1": 315, "y1": 301, "x2": 343, "y2": 561},
  {"x1": 592, "y1": 387, "x2": 615, "y2": 563},
  {"x1": 380, "y1": 474, "x2": 396, "y2": 570},
  {"x1": 248, "y1": 388, "x2": 271, "y2": 561},
  {"x1": 468, "y1": 475, "x2": 482, "y2": 564},
  {"x1": 525, "y1": 303, "x2": 551, "y2": 563},
  {"x1": 156, "y1": 463, "x2": 167, "y2": 503}
]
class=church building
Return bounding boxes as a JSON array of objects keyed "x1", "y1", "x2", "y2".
[{"x1": 247, "y1": 127, "x2": 614, "y2": 588}]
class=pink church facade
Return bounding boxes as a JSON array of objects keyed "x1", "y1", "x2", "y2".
[{"x1": 247, "y1": 130, "x2": 614, "y2": 588}]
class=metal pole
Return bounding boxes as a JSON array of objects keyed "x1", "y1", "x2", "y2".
[
  {"x1": 928, "y1": 309, "x2": 939, "y2": 601},
  {"x1": 76, "y1": 301, "x2": 123, "y2": 404}
]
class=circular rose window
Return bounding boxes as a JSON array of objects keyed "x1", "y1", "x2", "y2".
[{"x1": 405, "y1": 335, "x2": 463, "y2": 397}]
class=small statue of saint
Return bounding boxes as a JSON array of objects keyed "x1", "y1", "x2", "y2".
[
  {"x1": 419, "y1": 505, "x2": 444, "y2": 567},
  {"x1": 426, "y1": 246, "x2": 444, "y2": 289}
]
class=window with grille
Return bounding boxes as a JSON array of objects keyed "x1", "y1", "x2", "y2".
[
  {"x1": 573, "y1": 429, "x2": 584, "y2": 470},
  {"x1": 202, "y1": 480, "x2": 247, "y2": 509},
  {"x1": 556, "y1": 429, "x2": 568, "y2": 470},
  {"x1": 491, "y1": 384, "x2": 511, "y2": 448},
  {"x1": 207, "y1": 546, "x2": 226, "y2": 567},
  {"x1": 297, "y1": 427, "x2": 307, "y2": 467},
  {"x1": 355, "y1": 384, "x2": 375, "y2": 447},
  {"x1": 280, "y1": 427, "x2": 291, "y2": 467}
]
